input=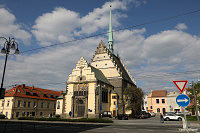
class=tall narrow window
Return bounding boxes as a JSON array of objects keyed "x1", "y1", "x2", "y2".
[
  {"x1": 7, "y1": 100, "x2": 10, "y2": 107},
  {"x1": 41, "y1": 102, "x2": 43, "y2": 108},
  {"x1": 17, "y1": 100, "x2": 20, "y2": 107},
  {"x1": 28, "y1": 102, "x2": 31, "y2": 108},
  {"x1": 47, "y1": 102, "x2": 50, "y2": 108},
  {"x1": 23, "y1": 101, "x2": 26, "y2": 107},
  {"x1": 162, "y1": 99, "x2": 165, "y2": 103},
  {"x1": 156, "y1": 99, "x2": 159, "y2": 104},
  {"x1": 157, "y1": 108, "x2": 160, "y2": 113},
  {"x1": 2, "y1": 100, "x2": 4, "y2": 107}
]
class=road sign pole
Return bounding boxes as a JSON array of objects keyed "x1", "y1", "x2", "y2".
[{"x1": 183, "y1": 107, "x2": 188, "y2": 132}]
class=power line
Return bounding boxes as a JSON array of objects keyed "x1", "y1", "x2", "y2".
[
  {"x1": 4, "y1": 69, "x2": 200, "y2": 88},
  {"x1": 18, "y1": 8, "x2": 200, "y2": 54}
]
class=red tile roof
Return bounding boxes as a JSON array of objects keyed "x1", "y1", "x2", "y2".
[
  {"x1": 5, "y1": 84, "x2": 62, "y2": 101},
  {"x1": 151, "y1": 90, "x2": 167, "y2": 97}
]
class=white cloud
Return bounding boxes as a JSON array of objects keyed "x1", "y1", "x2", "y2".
[
  {"x1": 175, "y1": 23, "x2": 187, "y2": 30},
  {"x1": 0, "y1": 8, "x2": 31, "y2": 44},
  {"x1": 32, "y1": 0, "x2": 137, "y2": 46},
  {"x1": 1, "y1": 0, "x2": 200, "y2": 93}
]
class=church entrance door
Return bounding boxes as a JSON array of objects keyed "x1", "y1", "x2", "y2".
[{"x1": 78, "y1": 105, "x2": 85, "y2": 117}]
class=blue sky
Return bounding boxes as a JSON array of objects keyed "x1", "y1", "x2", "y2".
[{"x1": 0, "y1": 0, "x2": 200, "y2": 93}]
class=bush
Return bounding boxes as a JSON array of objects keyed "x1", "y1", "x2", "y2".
[
  {"x1": 0, "y1": 114, "x2": 6, "y2": 119},
  {"x1": 18, "y1": 117, "x2": 113, "y2": 123}
]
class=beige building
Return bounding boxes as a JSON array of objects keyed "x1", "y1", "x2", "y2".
[
  {"x1": 146, "y1": 90, "x2": 182, "y2": 114},
  {"x1": 57, "y1": 6, "x2": 136, "y2": 118},
  {"x1": 0, "y1": 84, "x2": 62, "y2": 119}
]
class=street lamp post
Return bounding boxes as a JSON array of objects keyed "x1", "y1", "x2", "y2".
[{"x1": 0, "y1": 37, "x2": 19, "y2": 99}]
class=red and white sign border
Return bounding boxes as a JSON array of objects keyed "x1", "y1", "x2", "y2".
[{"x1": 173, "y1": 80, "x2": 188, "y2": 93}]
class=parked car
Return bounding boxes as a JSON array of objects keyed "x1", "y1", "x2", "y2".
[
  {"x1": 141, "y1": 111, "x2": 151, "y2": 119},
  {"x1": 175, "y1": 111, "x2": 191, "y2": 116},
  {"x1": 117, "y1": 114, "x2": 128, "y2": 120},
  {"x1": 101, "y1": 111, "x2": 112, "y2": 118},
  {"x1": 149, "y1": 112, "x2": 156, "y2": 117},
  {"x1": 164, "y1": 113, "x2": 182, "y2": 121}
]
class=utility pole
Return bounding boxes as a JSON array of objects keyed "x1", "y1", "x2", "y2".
[{"x1": 191, "y1": 81, "x2": 199, "y2": 121}]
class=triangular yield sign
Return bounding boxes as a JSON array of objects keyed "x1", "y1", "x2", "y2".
[{"x1": 173, "y1": 80, "x2": 188, "y2": 93}]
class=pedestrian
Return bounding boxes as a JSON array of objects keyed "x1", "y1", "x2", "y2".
[
  {"x1": 160, "y1": 113, "x2": 164, "y2": 123},
  {"x1": 69, "y1": 111, "x2": 72, "y2": 118}
]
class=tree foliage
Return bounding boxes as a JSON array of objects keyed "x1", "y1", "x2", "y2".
[
  {"x1": 186, "y1": 82, "x2": 200, "y2": 111},
  {"x1": 123, "y1": 86, "x2": 144, "y2": 117}
]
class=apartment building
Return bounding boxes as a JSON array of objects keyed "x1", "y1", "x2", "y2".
[
  {"x1": 0, "y1": 84, "x2": 62, "y2": 119},
  {"x1": 146, "y1": 90, "x2": 182, "y2": 114}
]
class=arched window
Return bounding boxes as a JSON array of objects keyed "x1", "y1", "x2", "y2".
[{"x1": 157, "y1": 108, "x2": 160, "y2": 113}]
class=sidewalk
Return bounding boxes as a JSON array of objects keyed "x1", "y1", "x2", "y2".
[{"x1": 188, "y1": 121, "x2": 200, "y2": 128}]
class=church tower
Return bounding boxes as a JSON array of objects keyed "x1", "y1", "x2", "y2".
[
  {"x1": 90, "y1": 6, "x2": 136, "y2": 115},
  {"x1": 108, "y1": 5, "x2": 114, "y2": 53}
]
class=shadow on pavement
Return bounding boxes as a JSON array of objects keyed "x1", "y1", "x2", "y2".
[{"x1": 0, "y1": 121, "x2": 109, "y2": 133}]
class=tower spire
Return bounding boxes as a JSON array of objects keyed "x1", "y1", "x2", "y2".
[{"x1": 108, "y1": 5, "x2": 114, "y2": 53}]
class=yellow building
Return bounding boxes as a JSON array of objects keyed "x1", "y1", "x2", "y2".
[
  {"x1": 0, "y1": 84, "x2": 62, "y2": 119},
  {"x1": 58, "y1": 7, "x2": 136, "y2": 118}
]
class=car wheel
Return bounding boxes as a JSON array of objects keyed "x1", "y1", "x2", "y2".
[
  {"x1": 178, "y1": 118, "x2": 182, "y2": 121},
  {"x1": 166, "y1": 117, "x2": 170, "y2": 121}
]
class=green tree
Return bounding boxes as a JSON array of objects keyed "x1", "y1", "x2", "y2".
[
  {"x1": 186, "y1": 82, "x2": 200, "y2": 115},
  {"x1": 123, "y1": 86, "x2": 144, "y2": 118}
]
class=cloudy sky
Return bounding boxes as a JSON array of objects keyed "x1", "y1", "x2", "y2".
[{"x1": 0, "y1": 0, "x2": 200, "y2": 93}]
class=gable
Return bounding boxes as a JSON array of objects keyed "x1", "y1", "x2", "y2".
[{"x1": 91, "y1": 41, "x2": 136, "y2": 85}]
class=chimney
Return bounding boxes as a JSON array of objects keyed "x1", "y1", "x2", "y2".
[{"x1": 32, "y1": 85, "x2": 35, "y2": 89}]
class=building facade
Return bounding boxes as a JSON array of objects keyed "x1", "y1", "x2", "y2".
[
  {"x1": 0, "y1": 84, "x2": 62, "y2": 119},
  {"x1": 146, "y1": 90, "x2": 182, "y2": 114},
  {"x1": 58, "y1": 6, "x2": 136, "y2": 118}
]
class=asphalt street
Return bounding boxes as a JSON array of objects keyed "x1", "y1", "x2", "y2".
[{"x1": 0, "y1": 117, "x2": 199, "y2": 133}]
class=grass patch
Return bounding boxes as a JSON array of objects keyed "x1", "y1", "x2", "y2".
[
  {"x1": 18, "y1": 117, "x2": 113, "y2": 123},
  {"x1": 186, "y1": 116, "x2": 200, "y2": 121}
]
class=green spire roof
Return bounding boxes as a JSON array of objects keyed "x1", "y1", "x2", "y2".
[{"x1": 108, "y1": 5, "x2": 114, "y2": 53}]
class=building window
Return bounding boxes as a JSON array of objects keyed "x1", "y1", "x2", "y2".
[
  {"x1": 57, "y1": 101, "x2": 60, "y2": 109},
  {"x1": 28, "y1": 102, "x2": 31, "y2": 108},
  {"x1": 102, "y1": 89, "x2": 108, "y2": 103},
  {"x1": 7, "y1": 100, "x2": 10, "y2": 107},
  {"x1": 150, "y1": 106, "x2": 152, "y2": 109},
  {"x1": 1, "y1": 100, "x2": 4, "y2": 107},
  {"x1": 40, "y1": 112, "x2": 43, "y2": 116},
  {"x1": 105, "y1": 64, "x2": 107, "y2": 66},
  {"x1": 162, "y1": 108, "x2": 166, "y2": 114},
  {"x1": 17, "y1": 100, "x2": 20, "y2": 107},
  {"x1": 16, "y1": 112, "x2": 19, "y2": 117},
  {"x1": 22, "y1": 112, "x2": 25, "y2": 116},
  {"x1": 23, "y1": 101, "x2": 26, "y2": 107},
  {"x1": 6, "y1": 112, "x2": 8, "y2": 117},
  {"x1": 41, "y1": 102, "x2": 43, "y2": 108},
  {"x1": 33, "y1": 101, "x2": 36, "y2": 108},
  {"x1": 157, "y1": 108, "x2": 160, "y2": 113},
  {"x1": 156, "y1": 99, "x2": 159, "y2": 104},
  {"x1": 145, "y1": 101, "x2": 147, "y2": 105},
  {"x1": 47, "y1": 102, "x2": 50, "y2": 108},
  {"x1": 26, "y1": 112, "x2": 29, "y2": 117},
  {"x1": 146, "y1": 107, "x2": 148, "y2": 110},
  {"x1": 96, "y1": 65, "x2": 97, "y2": 67},
  {"x1": 54, "y1": 103, "x2": 56, "y2": 109},
  {"x1": 162, "y1": 99, "x2": 165, "y2": 104},
  {"x1": 114, "y1": 101, "x2": 116, "y2": 105},
  {"x1": 112, "y1": 96, "x2": 117, "y2": 99}
]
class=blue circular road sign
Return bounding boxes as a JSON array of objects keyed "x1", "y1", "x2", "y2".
[{"x1": 176, "y1": 94, "x2": 190, "y2": 107}]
